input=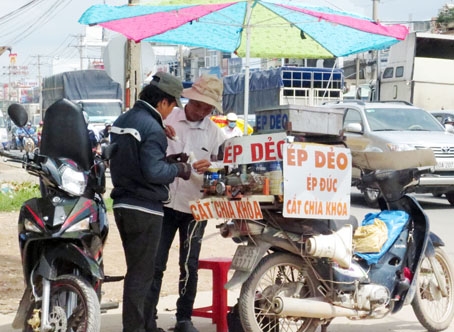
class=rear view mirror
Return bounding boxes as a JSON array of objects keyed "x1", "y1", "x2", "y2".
[
  {"x1": 7, "y1": 104, "x2": 28, "y2": 127},
  {"x1": 344, "y1": 122, "x2": 363, "y2": 133}
]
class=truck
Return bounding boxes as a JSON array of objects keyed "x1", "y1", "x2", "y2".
[
  {"x1": 41, "y1": 70, "x2": 123, "y2": 132},
  {"x1": 222, "y1": 66, "x2": 345, "y2": 128},
  {"x1": 379, "y1": 32, "x2": 454, "y2": 111}
]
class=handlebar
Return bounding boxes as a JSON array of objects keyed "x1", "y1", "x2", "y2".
[{"x1": 361, "y1": 166, "x2": 433, "y2": 201}]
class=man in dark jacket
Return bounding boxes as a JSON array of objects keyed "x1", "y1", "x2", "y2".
[{"x1": 109, "y1": 72, "x2": 192, "y2": 332}]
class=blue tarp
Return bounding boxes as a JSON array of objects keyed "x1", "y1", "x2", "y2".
[
  {"x1": 355, "y1": 210, "x2": 410, "y2": 265},
  {"x1": 222, "y1": 66, "x2": 344, "y2": 115}
]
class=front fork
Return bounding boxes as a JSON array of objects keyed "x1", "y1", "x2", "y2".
[
  {"x1": 429, "y1": 255, "x2": 448, "y2": 297},
  {"x1": 40, "y1": 278, "x2": 51, "y2": 332}
]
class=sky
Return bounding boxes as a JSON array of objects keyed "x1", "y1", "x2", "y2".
[{"x1": 0, "y1": 0, "x2": 453, "y2": 86}]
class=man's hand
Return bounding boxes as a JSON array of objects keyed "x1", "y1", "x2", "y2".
[{"x1": 167, "y1": 152, "x2": 189, "y2": 164}]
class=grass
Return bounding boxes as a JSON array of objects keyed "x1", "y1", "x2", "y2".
[
  {"x1": 0, "y1": 181, "x2": 113, "y2": 212},
  {"x1": 0, "y1": 182, "x2": 41, "y2": 212}
]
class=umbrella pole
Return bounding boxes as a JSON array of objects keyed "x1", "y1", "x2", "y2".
[{"x1": 243, "y1": 0, "x2": 252, "y2": 136}]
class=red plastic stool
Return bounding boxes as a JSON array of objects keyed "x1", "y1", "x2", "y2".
[{"x1": 193, "y1": 257, "x2": 232, "y2": 332}]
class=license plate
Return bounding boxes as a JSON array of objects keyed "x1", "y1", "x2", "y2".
[
  {"x1": 231, "y1": 246, "x2": 260, "y2": 272},
  {"x1": 436, "y1": 159, "x2": 454, "y2": 170}
]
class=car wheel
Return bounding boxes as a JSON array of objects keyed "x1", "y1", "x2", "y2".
[
  {"x1": 446, "y1": 192, "x2": 454, "y2": 206},
  {"x1": 363, "y1": 188, "x2": 380, "y2": 208}
]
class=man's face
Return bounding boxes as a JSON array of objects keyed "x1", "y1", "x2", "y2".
[
  {"x1": 158, "y1": 99, "x2": 177, "y2": 120},
  {"x1": 185, "y1": 99, "x2": 214, "y2": 122}
]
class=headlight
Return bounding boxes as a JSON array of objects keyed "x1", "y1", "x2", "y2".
[
  {"x1": 66, "y1": 217, "x2": 90, "y2": 232},
  {"x1": 60, "y1": 165, "x2": 87, "y2": 196},
  {"x1": 24, "y1": 218, "x2": 42, "y2": 232},
  {"x1": 386, "y1": 143, "x2": 416, "y2": 151}
]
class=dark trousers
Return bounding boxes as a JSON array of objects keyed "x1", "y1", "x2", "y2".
[
  {"x1": 147, "y1": 207, "x2": 207, "y2": 324},
  {"x1": 114, "y1": 208, "x2": 163, "y2": 332}
]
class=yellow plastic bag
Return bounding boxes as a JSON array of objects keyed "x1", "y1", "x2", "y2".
[{"x1": 353, "y1": 218, "x2": 388, "y2": 253}]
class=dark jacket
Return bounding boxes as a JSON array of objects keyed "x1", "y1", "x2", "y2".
[{"x1": 109, "y1": 100, "x2": 179, "y2": 213}]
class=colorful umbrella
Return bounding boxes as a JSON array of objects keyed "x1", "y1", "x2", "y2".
[
  {"x1": 79, "y1": 0, "x2": 409, "y2": 132},
  {"x1": 211, "y1": 115, "x2": 254, "y2": 135}
]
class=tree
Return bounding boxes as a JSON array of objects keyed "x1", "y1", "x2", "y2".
[{"x1": 437, "y1": 7, "x2": 454, "y2": 28}]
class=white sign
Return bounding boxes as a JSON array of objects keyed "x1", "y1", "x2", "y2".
[
  {"x1": 283, "y1": 143, "x2": 352, "y2": 219},
  {"x1": 189, "y1": 197, "x2": 264, "y2": 221},
  {"x1": 223, "y1": 132, "x2": 287, "y2": 165}
]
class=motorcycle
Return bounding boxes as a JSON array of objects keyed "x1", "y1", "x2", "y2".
[
  {"x1": 217, "y1": 151, "x2": 454, "y2": 332},
  {"x1": 5, "y1": 99, "x2": 120, "y2": 332}
]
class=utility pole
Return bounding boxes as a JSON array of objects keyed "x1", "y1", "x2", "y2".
[
  {"x1": 372, "y1": 0, "x2": 380, "y2": 86},
  {"x1": 126, "y1": 0, "x2": 142, "y2": 109}
]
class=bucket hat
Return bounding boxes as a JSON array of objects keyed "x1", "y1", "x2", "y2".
[{"x1": 182, "y1": 74, "x2": 223, "y2": 113}]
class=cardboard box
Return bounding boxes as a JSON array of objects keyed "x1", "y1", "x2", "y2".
[{"x1": 255, "y1": 104, "x2": 344, "y2": 136}]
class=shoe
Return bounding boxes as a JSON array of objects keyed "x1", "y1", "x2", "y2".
[
  {"x1": 174, "y1": 320, "x2": 199, "y2": 332},
  {"x1": 149, "y1": 328, "x2": 165, "y2": 332}
]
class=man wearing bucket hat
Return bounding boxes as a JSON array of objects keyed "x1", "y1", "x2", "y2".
[
  {"x1": 147, "y1": 74, "x2": 226, "y2": 332},
  {"x1": 109, "y1": 72, "x2": 192, "y2": 332}
]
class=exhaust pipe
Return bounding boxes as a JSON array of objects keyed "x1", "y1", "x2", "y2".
[{"x1": 272, "y1": 297, "x2": 366, "y2": 319}]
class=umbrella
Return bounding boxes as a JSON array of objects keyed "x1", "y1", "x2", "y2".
[{"x1": 79, "y1": 0, "x2": 409, "y2": 133}]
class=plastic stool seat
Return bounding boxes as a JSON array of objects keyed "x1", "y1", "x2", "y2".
[{"x1": 193, "y1": 257, "x2": 232, "y2": 332}]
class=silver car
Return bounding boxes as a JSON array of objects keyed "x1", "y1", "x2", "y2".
[{"x1": 325, "y1": 101, "x2": 454, "y2": 206}]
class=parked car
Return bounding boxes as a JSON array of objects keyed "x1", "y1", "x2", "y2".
[{"x1": 324, "y1": 101, "x2": 454, "y2": 207}]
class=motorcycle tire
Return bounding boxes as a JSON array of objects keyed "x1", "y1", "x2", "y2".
[
  {"x1": 239, "y1": 252, "x2": 320, "y2": 332},
  {"x1": 412, "y1": 247, "x2": 454, "y2": 331},
  {"x1": 23, "y1": 274, "x2": 100, "y2": 332}
]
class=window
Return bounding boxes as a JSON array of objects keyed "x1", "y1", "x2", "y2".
[
  {"x1": 396, "y1": 66, "x2": 404, "y2": 78},
  {"x1": 382, "y1": 67, "x2": 394, "y2": 79},
  {"x1": 344, "y1": 109, "x2": 362, "y2": 127}
]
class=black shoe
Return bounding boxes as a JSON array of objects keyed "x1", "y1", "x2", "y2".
[
  {"x1": 174, "y1": 320, "x2": 199, "y2": 332},
  {"x1": 149, "y1": 328, "x2": 165, "y2": 332}
]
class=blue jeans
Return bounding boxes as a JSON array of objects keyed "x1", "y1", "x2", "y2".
[
  {"x1": 114, "y1": 208, "x2": 163, "y2": 332},
  {"x1": 146, "y1": 207, "x2": 207, "y2": 325}
]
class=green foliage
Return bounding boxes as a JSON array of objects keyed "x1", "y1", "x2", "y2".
[
  {"x1": 0, "y1": 181, "x2": 113, "y2": 212},
  {"x1": 0, "y1": 182, "x2": 40, "y2": 212},
  {"x1": 104, "y1": 197, "x2": 113, "y2": 211},
  {"x1": 437, "y1": 8, "x2": 454, "y2": 24}
]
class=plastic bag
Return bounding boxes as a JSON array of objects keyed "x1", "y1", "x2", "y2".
[
  {"x1": 354, "y1": 210, "x2": 409, "y2": 265},
  {"x1": 353, "y1": 218, "x2": 388, "y2": 253}
]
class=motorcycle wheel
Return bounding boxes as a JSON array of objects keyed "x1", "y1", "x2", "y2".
[
  {"x1": 239, "y1": 252, "x2": 320, "y2": 332},
  {"x1": 412, "y1": 247, "x2": 454, "y2": 331},
  {"x1": 24, "y1": 275, "x2": 100, "y2": 332}
]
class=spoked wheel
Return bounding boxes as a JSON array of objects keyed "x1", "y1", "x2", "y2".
[
  {"x1": 412, "y1": 247, "x2": 454, "y2": 331},
  {"x1": 24, "y1": 275, "x2": 100, "y2": 332},
  {"x1": 239, "y1": 252, "x2": 320, "y2": 332}
]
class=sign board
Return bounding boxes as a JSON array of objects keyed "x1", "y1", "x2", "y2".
[
  {"x1": 223, "y1": 132, "x2": 287, "y2": 165},
  {"x1": 283, "y1": 143, "x2": 352, "y2": 219},
  {"x1": 189, "y1": 197, "x2": 264, "y2": 221},
  {"x1": 255, "y1": 105, "x2": 343, "y2": 135}
]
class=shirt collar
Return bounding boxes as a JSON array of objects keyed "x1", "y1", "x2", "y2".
[{"x1": 173, "y1": 108, "x2": 211, "y2": 130}]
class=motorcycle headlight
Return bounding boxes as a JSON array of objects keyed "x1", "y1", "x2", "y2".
[
  {"x1": 24, "y1": 218, "x2": 42, "y2": 232},
  {"x1": 60, "y1": 165, "x2": 87, "y2": 196},
  {"x1": 66, "y1": 217, "x2": 90, "y2": 233}
]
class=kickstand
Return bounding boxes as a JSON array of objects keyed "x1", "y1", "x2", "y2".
[{"x1": 320, "y1": 320, "x2": 332, "y2": 332}]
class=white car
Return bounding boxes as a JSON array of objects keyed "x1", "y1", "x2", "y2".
[{"x1": 325, "y1": 101, "x2": 454, "y2": 207}]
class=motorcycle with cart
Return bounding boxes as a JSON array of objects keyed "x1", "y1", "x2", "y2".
[
  {"x1": 5, "y1": 99, "x2": 120, "y2": 332},
  {"x1": 190, "y1": 106, "x2": 454, "y2": 332}
]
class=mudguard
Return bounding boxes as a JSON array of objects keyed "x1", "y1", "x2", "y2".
[
  {"x1": 225, "y1": 242, "x2": 271, "y2": 290},
  {"x1": 36, "y1": 243, "x2": 103, "y2": 281}
]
